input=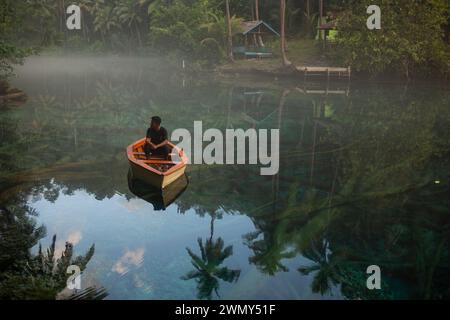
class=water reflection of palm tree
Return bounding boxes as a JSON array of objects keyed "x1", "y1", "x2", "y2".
[
  {"x1": 182, "y1": 237, "x2": 240, "y2": 300},
  {"x1": 244, "y1": 227, "x2": 296, "y2": 275},
  {"x1": 182, "y1": 213, "x2": 240, "y2": 300},
  {"x1": 298, "y1": 238, "x2": 341, "y2": 295}
]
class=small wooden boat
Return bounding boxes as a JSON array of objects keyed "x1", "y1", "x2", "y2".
[{"x1": 127, "y1": 138, "x2": 188, "y2": 189}]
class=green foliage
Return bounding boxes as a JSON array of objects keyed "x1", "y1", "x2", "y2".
[
  {"x1": 200, "y1": 12, "x2": 244, "y2": 62},
  {"x1": 0, "y1": 41, "x2": 29, "y2": 80},
  {"x1": 0, "y1": 1, "x2": 33, "y2": 79},
  {"x1": 1, "y1": 0, "x2": 449, "y2": 75},
  {"x1": 147, "y1": 0, "x2": 243, "y2": 63},
  {"x1": 0, "y1": 0, "x2": 254, "y2": 62},
  {"x1": 149, "y1": 0, "x2": 206, "y2": 56},
  {"x1": 333, "y1": 0, "x2": 450, "y2": 78},
  {"x1": 0, "y1": 206, "x2": 98, "y2": 299}
]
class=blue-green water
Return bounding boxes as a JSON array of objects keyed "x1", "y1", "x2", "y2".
[{"x1": 0, "y1": 56, "x2": 449, "y2": 300}]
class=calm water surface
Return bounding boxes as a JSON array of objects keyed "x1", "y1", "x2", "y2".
[{"x1": 1, "y1": 56, "x2": 449, "y2": 299}]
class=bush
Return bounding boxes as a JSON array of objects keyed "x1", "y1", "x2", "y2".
[{"x1": 332, "y1": 0, "x2": 450, "y2": 78}]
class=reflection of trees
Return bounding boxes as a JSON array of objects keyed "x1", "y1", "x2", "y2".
[
  {"x1": 298, "y1": 239, "x2": 341, "y2": 295},
  {"x1": 175, "y1": 84, "x2": 450, "y2": 299},
  {"x1": 244, "y1": 227, "x2": 296, "y2": 275},
  {"x1": 182, "y1": 237, "x2": 240, "y2": 300},
  {"x1": 2, "y1": 66, "x2": 450, "y2": 300},
  {"x1": 287, "y1": 87, "x2": 450, "y2": 299},
  {"x1": 0, "y1": 204, "x2": 104, "y2": 299},
  {"x1": 227, "y1": 85, "x2": 450, "y2": 299},
  {"x1": 0, "y1": 205, "x2": 45, "y2": 272},
  {"x1": 182, "y1": 207, "x2": 240, "y2": 300}
]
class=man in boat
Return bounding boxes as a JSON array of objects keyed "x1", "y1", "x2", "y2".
[{"x1": 144, "y1": 116, "x2": 169, "y2": 159}]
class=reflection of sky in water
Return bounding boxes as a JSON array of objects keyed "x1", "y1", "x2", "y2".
[{"x1": 28, "y1": 186, "x2": 340, "y2": 300}]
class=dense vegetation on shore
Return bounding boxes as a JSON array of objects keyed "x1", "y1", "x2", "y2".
[
  {"x1": 1, "y1": 0, "x2": 449, "y2": 80},
  {"x1": 334, "y1": 0, "x2": 450, "y2": 79}
]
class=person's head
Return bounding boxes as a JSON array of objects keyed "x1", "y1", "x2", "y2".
[{"x1": 150, "y1": 116, "x2": 162, "y2": 130}]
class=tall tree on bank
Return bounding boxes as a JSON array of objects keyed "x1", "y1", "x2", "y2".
[
  {"x1": 225, "y1": 0, "x2": 234, "y2": 62},
  {"x1": 280, "y1": 0, "x2": 292, "y2": 66},
  {"x1": 305, "y1": 0, "x2": 312, "y2": 37},
  {"x1": 255, "y1": 0, "x2": 265, "y2": 47},
  {"x1": 319, "y1": 0, "x2": 324, "y2": 40}
]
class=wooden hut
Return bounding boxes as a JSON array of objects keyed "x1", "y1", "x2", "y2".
[{"x1": 233, "y1": 20, "x2": 280, "y2": 59}]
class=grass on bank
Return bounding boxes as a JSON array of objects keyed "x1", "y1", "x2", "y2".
[{"x1": 218, "y1": 39, "x2": 329, "y2": 74}]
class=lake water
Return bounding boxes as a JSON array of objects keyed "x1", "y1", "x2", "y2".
[{"x1": 1, "y1": 56, "x2": 449, "y2": 300}]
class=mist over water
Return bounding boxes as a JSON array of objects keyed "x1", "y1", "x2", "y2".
[
  {"x1": 1, "y1": 55, "x2": 449, "y2": 299},
  {"x1": 13, "y1": 55, "x2": 175, "y2": 77}
]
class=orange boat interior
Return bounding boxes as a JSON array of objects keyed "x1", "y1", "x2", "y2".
[{"x1": 130, "y1": 140, "x2": 183, "y2": 174}]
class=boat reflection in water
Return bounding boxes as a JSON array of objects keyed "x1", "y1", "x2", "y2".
[{"x1": 127, "y1": 170, "x2": 189, "y2": 211}]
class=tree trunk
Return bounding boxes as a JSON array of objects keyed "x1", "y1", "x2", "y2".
[
  {"x1": 280, "y1": 0, "x2": 292, "y2": 66},
  {"x1": 210, "y1": 216, "x2": 215, "y2": 242},
  {"x1": 59, "y1": 0, "x2": 63, "y2": 33},
  {"x1": 225, "y1": 0, "x2": 234, "y2": 62},
  {"x1": 306, "y1": 0, "x2": 310, "y2": 18},
  {"x1": 306, "y1": 0, "x2": 311, "y2": 37},
  {"x1": 251, "y1": 4, "x2": 257, "y2": 47},
  {"x1": 255, "y1": 0, "x2": 265, "y2": 47},
  {"x1": 319, "y1": 0, "x2": 324, "y2": 40},
  {"x1": 135, "y1": 21, "x2": 142, "y2": 47}
]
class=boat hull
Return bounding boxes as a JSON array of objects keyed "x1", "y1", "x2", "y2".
[
  {"x1": 128, "y1": 160, "x2": 186, "y2": 189},
  {"x1": 127, "y1": 170, "x2": 189, "y2": 210},
  {"x1": 126, "y1": 138, "x2": 188, "y2": 189}
]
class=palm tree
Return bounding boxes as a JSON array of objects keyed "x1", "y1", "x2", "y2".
[
  {"x1": 279, "y1": 0, "x2": 292, "y2": 66},
  {"x1": 27, "y1": 0, "x2": 58, "y2": 45},
  {"x1": 93, "y1": 4, "x2": 119, "y2": 45},
  {"x1": 200, "y1": 12, "x2": 243, "y2": 59},
  {"x1": 182, "y1": 237, "x2": 240, "y2": 300},
  {"x1": 115, "y1": 0, "x2": 143, "y2": 47}
]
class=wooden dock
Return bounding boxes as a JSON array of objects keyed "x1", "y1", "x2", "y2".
[
  {"x1": 296, "y1": 66, "x2": 351, "y2": 81},
  {"x1": 295, "y1": 87, "x2": 349, "y2": 96}
]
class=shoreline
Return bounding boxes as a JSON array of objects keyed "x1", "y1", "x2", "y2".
[
  {"x1": 0, "y1": 80, "x2": 27, "y2": 106},
  {"x1": 2, "y1": 54, "x2": 449, "y2": 95},
  {"x1": 214, "y1": 60, "x2": 450, "y2": 86}
]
